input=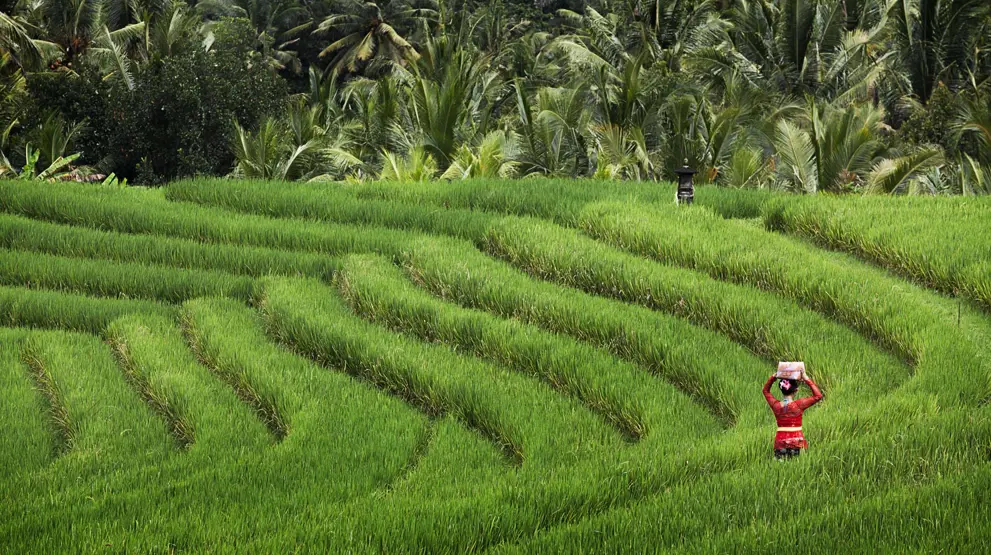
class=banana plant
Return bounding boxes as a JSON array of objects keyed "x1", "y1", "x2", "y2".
[{"x1": 17, "y1": 144, "x2": 81, "y2": 181}]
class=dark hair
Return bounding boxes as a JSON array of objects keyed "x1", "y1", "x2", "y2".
[{"x1": 778, "y1": 378, "x2": 801, "y2": 396}]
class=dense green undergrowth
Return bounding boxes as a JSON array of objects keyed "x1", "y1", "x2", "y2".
[{"x1": 1, "y1": 178, "x2": 989, "y2": 552}]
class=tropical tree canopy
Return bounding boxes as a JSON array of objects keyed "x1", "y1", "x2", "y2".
[{"x1": 0, "y1": 0, "x2": 988, "y2": 193}]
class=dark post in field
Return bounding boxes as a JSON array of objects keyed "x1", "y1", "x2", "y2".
[{"x1": 675, "y1": 160, "x2": 696, "y2": 205}]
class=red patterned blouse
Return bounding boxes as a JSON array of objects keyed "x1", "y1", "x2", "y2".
[{"x1": 763, "y1": 375, "x2": 824, "y2": 450}]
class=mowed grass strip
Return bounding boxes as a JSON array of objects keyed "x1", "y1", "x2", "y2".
[
  {"x1": 577, "y1": 201, "x2": 991, "y2": 403},
  {"x1": 106, "y1": 314, "x2": 272, "y2": 451},
  {"x1": 0, "y1": 248, "x2": 255, "y2": 303},
  {"x1": 0, "y1": 180, "x2": 413, "y2": 256},
  {"x1": 182, "y1": 297, "x2": 435, "y2": 501},
  {"x1": 482, "y1": 216, "x2": 911, "y2": 408},
  {"x1": 258, "y1": 276, "x2": 625, "y2": 468},
  {"x1": 0, "y1": 214, "x2": 339, "y2": 280},
  {"x1": 338, "y1": 254, "x2": 722, "y2": 446},
  {"x1": 0, "y1": 285, "x2": 174, "y2": 334},
  {"x1": 0, "y1": 330, "x2": 52, "y2": 475}
]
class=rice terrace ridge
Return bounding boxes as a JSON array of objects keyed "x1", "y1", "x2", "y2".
[{"x1": 1, "y1": 178, "x2": 989, "y2": 552}]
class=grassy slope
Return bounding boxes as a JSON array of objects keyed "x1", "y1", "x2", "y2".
[{"x1": 0, "y1": 178, "x2": 988, "y2": 552}]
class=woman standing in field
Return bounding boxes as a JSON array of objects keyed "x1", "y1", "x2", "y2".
[{"x1": 763, "y1": 368, "x2": 823, "y2": 460}]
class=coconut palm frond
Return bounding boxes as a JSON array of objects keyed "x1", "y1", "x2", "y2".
[
  {"x1": 865, "y1": 148, "x2": 944, "y2": 194},
  {"x1": 774, "y1": 119, "x2": 818, "y2": 193}
]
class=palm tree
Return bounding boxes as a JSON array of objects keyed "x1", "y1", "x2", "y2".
[
  {"x1": 231, "y1": 99, "x2": 362, "y2": 180},
  {"x1": 513, "y1": 82, "x2": 590, "y2": 177},
  {"x1": 696, "y1": 0, "x2": 888, "y2": 101},
  {"x1": 22, "y1": 0, "x2": 165, "y2": 64},
  {"x1": 408, "y1": 31, "x2": 499, "y2": 168},
  {"x1": 623, "y1": 0, "x2": 717, "y2": 69},
  {"x1": 441, "y1": 129, "x2": 518, "y2": 179},
  {"x1": 340, "y1": 74, "x2": 411, "y2": 163},
  {"x1": 772, "y1": 99, "x2": 907, "y2": 193},
  {"x1": 379, "y1": 144, "x2": 437, "y2": 180},
  {"x1": 955, "y1": 91, "x2": 991, "y2": 165},
  {"x1": 887, "y1": 0, "x2": 991, "y2": 103},
  {"x1": 863, "y1": 148, "x2": 944, "y2": 194},
  {"x1": 314, "y1": 0, "x2": 432, "y2": 74},
  {"x1": 0, "y1": 11, "x2": 57, "y2": 68}
]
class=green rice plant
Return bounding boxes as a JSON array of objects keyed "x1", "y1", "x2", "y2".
[
  {"x1": 399, "y1": 236, "x2": 768, "y2": 427},
  {"x1": 166, "y1": 178, "x2": 498, "y2": 241},
  {"x1": 20, "y1": 331, "x2": 175, "y2": 466},
  {"x1": 763, "y1": 194, "x2": 991, "y2": 310},
  {"x1": 160, "y1": 180, "x2": 837, "y2": 429},
  {"x1": 480, "y1": 216, "x2": 911, "y2": 415},
  {"x1": 181, "y1": 297, "x2": 442, "y2": 499},
  {"x1": 692, "y1": 466, "x2": 991, "y2": 553},
  {"x1": 105, "y1": 313, "x2": 273, "y2": 451},
  {"x1": 0, "y1": 330, "x2": 52, "y2": 475},
  {"x1": 7, "y1": 317, "x2": 432, "y2": 551},
  {"x1": 575, "y1": 201, "x2": 991, "y2": 403},
  {"x1": 398, "y1": 237, "x2": 963, "y2": 477},
  {"x1": 0, "y1": 214, "x2": 340, "y2": 280},
  {"x1": 337, "y1": 178, "x2": 677, "y2": 221},
  {"x1": 0, "y1": 248, "x2": 256, "y2": 303},
  {"x1": 494, "y1": 423, "x2": 991, "y2": 554},
  {"x1": 0, "y1": 285, "x2": 174, "y2": 334},
  {"x1": 337, "y1": 254, "x2": 723, "y2": 446},
  {"x1": 191, "y1": 177, "x2": 775, "y2": 224},
  {"x1": 257, "y1": 275, "x2": 626, "y2": 468},
  {"x1": 20, "y1": 347, "x2": 73, "y2": 457},
  {"x1": 2, "y1": 177, "x2": 989, "y2": 552},
  {"x1": 0, "y1": 180, "x2": 413, "y2": 258},
  {"x1": 345, "y1": 178, "x2": 778, "y2": 221}
]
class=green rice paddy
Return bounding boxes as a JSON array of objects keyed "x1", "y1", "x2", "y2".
[{"x1": 1, "y1": 178, "x2": 989, "y2": 552}]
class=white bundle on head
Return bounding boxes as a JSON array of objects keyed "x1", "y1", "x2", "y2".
[{"x1": 776, "y1": 361, "x2": 806, "y2": 380}]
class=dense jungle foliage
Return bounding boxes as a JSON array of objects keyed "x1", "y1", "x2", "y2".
[{"x1": 0, "y1": 0, "x2": 989, "y2": 192}]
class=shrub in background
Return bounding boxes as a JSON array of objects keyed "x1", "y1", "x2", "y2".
[{"x1": 105, "y1": 18, "x2": 287, "y2": 184}]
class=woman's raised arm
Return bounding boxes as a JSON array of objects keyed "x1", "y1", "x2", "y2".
[
  {"x1": 762, "y1": 375, "x2": 778, "y2": 408},
  {"x1": 796, "y1": 378, "x2": 824, "y2": 410}
]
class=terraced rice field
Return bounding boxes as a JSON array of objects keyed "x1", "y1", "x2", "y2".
[{"x1": 1, "y1": 178, "x2": 990, "y2": 552}]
